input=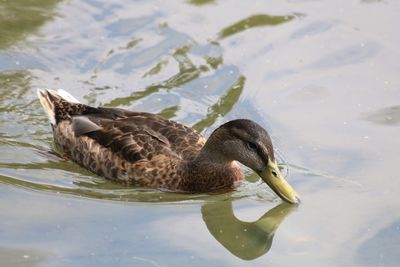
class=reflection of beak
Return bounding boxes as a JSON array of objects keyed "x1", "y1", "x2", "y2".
[{"x1": 259, "y1": 161, "x2": 300, "y2": 204}]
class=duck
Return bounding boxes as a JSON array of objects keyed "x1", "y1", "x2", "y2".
[{"x1": 37, "y1": 88, "x2": 300, "y2": 204}]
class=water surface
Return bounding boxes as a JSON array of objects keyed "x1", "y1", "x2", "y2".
[{"x1": 1, "y1": 0, "x2": 399, "y2": 266}]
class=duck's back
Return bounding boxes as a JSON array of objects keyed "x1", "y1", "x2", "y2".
[
  {"x1": 78, "y1": 111, "x2": 205, "y2": 162},
  {"x1": 38, "y1": 89, "x2": 205, "y2": 187}
]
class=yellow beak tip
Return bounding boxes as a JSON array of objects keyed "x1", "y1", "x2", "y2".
[{"x1": 283, "y1": 194, "x2": 301, "y2": 205}]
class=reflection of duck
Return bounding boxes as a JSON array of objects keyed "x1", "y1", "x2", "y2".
[
  {"x1": 37, "y1": 89, "x2": 299, "y2": 203},
  {"x1": 202, "y1": 200, "x2": 295, "y2": 260}
]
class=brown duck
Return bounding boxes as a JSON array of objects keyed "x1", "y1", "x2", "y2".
[{"x1": 37, "y1": 89, "x2": 300, "y2": 204}]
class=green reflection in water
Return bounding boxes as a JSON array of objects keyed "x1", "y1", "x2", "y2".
[
  {"x1": 143, "y1": 59, "x2": 169, "y2": 78},
  {"x1": 124, "y1": 38, "x2": 143, "y2": 50},
  {"x1": 0, "y1": 71, "x2": 33, "y2": 112},
  {"x1": 105, "y1": 45, "x2": 206, "y2": 107},
  {"x1": 202, "y1": 200, "x2": 296, "y2": 260},
  {"x1": 0, "y1": 70, "x2": 54, "y2": 148},
  {"x1": 206, "y1": 55, "x2": 223, "y2": 69},
  {"x1": 187, "y1": 0, "x2": 215, "y2": 6},
  {"x1": 101, "y1": 38, "x2": 143, "y2": 64},
  {"x1": 0, "y1": 138, "x2": 40, "y2": 150},
  {"x1": 158, "y1": 105, "x2": 180, "y2": 119},
  {"x1": 0, "y1": 0, "x2": 60, "y2": 49},
  {"x1": 218, "y1": 14, "x2": 295, "y2": 39},
  {"x1": 193, "y1": 75, "x2": 245, "y2": 132}
]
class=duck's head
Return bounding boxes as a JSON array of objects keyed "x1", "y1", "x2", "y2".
[{"x1": 204, "y1": 119, "x2": 300, "y2": 204}]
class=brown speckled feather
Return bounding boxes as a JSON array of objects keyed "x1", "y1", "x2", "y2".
[{"x1": 83, "y1": 112, "x2": 206, "y2": 162}]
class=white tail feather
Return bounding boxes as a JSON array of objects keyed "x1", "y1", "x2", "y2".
[
  {"x1": 54, "y1": 89, "x2": 80, "y2": 103},
  {"x1": 37, "y1": 88, "x2": 80, "y2": 125},
  {"x1": 37, "y1": 88, "x2": 56, "y2": 124}
]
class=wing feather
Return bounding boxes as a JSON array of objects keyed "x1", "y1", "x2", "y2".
[{"x1": 72, "y1": 108, "x2": 205, "y2": 163}]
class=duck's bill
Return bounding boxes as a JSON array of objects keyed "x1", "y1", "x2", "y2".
[{"x1": 259, "y1": 161, "x2": 300, "y2": 204}]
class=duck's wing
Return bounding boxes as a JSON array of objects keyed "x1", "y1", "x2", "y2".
[{"x1": 73, "y1": 108, "x2": 205, "y2": 163}]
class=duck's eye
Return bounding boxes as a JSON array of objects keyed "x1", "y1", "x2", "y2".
[{"x1": 246, "y1": 142, "x2": 257, "y2": 150}]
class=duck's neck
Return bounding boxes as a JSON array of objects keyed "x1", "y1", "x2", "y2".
[
  {"x1": 197, "y1": 141, "x2": 231, "y2": 164},
  {"x1": 179, "y1": 146, "x2": 244, "y2": 192}
]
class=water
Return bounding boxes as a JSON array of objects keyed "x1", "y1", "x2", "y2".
[{"x1": 1, "y1": 0, "x2": 399, "y2": 266}]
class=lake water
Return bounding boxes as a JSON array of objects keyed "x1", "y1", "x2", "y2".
[{"x1": 1, "y1": 0, "x2": 399, "y2": 266}]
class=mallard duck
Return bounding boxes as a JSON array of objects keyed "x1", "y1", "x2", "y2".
[{"x1": 37, "y1": 89, "x2": 300, "y2": 204}]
